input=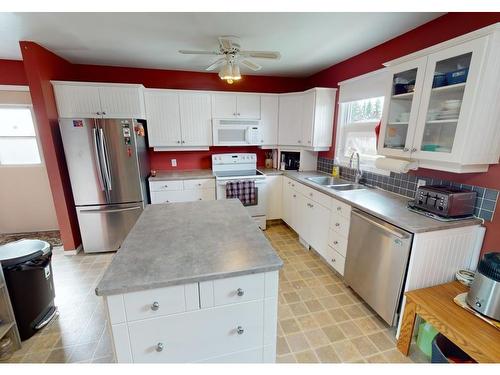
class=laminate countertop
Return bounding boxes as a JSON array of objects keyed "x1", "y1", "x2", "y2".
[
  {"x1": 95, "y1": 200, "x2": 283, "y2": 296},
  {"x1": 284, "y1": 171, "x2": 483, "y2": 234},
  {"x1": 149, "y1": 170, "x2": 215, "y2": 181}
]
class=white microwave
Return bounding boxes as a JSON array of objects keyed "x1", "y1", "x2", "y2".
[{"x1": 212, "y1": 118, "x2": 262, "y2": 146}]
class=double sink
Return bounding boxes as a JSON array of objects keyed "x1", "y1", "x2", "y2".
[{"x1": 305, "y1": 176, "x2": 366, "y2": 191}]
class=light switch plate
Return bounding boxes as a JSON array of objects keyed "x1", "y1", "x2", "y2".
[{"x1": 171, "y1": 159, "x2": 177, "y2": 167}]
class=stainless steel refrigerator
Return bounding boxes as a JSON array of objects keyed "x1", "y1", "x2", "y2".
[{"x1": 59, "y1": 118, "x2": 149, "y2": 253}]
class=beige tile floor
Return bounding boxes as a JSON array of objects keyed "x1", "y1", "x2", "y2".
[{"x1": 2, "y1": 221, "x2": 428, "y2": 363}]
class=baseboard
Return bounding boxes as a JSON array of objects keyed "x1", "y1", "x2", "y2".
[{"x1": 63, "y1": 244, "x2": 82, "y2": 256}]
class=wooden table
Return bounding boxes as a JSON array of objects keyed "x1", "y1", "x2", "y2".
[{"x1": 397, "y1": 281, "x2": 500, "y2": 363}]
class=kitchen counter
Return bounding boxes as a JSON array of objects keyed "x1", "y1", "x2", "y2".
[
  {"x1": 149, "y1": 169, "x2": 215, "y2": 181},
  {"x1": 96, "y1": 199, "x2": 283, "y2": 296},
  {"x1": 284, "y1": 170, "x2": 483, "y2": 234},
  {"x1": 258, "y1": 168, "x2": 284, "y2": 176}
]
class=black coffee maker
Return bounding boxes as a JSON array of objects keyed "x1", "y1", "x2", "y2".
[{"x1": 281, "y1": 151, "x2": 300, "y2": 170}]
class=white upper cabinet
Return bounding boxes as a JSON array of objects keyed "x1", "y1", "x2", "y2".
[
  {"x1": 52, "y1": 84, "x2": 101, "y2": 118},
  {"x1": 260, "y1": 95, "x2": 279, "y2": 146},
  {"x1": 52, "y1": 81, "x2": 146, "y2": 119},
  {"x1": 380, "y1": 24, "x2": 500, "y2": 172},
  {"x1": 212, "y1": 93, "x2": 260, "y2": 119},
  {"x1": 279, "y1": 88, "x2": 336, "y2": 150},
  {"x1": 144, "y1": 90, "x2": 182, "y2": 147},
  {"x1": 278, "y1": 93, "x2": 304, "y2": 146},
  {"x1": 179, "y1": 92, "x2": 212, "y2": 146}
]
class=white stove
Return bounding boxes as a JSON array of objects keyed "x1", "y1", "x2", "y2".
[{"x1": 212, "y1": 153, "x2": 267, "y2": 229}]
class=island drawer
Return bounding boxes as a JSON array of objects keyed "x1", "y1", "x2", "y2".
[
  {"x1": 331, "y1": 198, "x2": 351, "y2": 219},
  {"x1": 183, "y1": 178, "x2": 215, "y2": 190},
  {"x1": 149, "y1": 180, "x2": 183, "y2": 192},
  {"x1": 127, "y1": 299, "x2": 264, "y2": 363},
  {"x1": 123, "y1": 283, "x2": 199, "y2": 322},
  {"x1": 199, "y1": 273, "x2": 266, "y2": 308}
]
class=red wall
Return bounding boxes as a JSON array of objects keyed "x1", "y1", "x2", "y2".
[
  {"x1": 306, "y1": 12, "x2": 500, "y2": 254},
  {"x1": 0, "y1": 59, "x2": 28, "y2": 86},
  {"x1": 19, "y1": 42, "x2": 82, "y2": 251}
]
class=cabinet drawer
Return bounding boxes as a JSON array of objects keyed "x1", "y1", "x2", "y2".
[
  {"x1": 198, "y1": 347, "x2": 263, "y2": 363},
  {"x1": 123, "y1": 283, "x2": 199, "y2": 322},
  {"x1": 328, "y1": 228, "x2": 348, "y2": 257},
  {"x1": 200, "y1": 273, "x2": 265, "y2": 308},
  {"x1": 150, "y1": 190, "x2": 186, "y2": 204},
  {"x1": 326, "y1": 247, "x2": 346, "y2": 276},
  {"x1": 128, "y1": 299, "x2": 264, "y2": 363},
  {"x1": 302, "y1": 186, "x2": 331, "y2": 209},
  {"x1": 331, "y1": 198, "x2": 351, "y2": 219},
  {"x1": 191, "y1": 188, "x2": 216, "y2": 201},
  {"x1": 183, "y1": 178, "x2": 215, "y2": 190},
  {"x1": 329, "y1": 212, "x2": 350, "y2": 238},
  {"x1": 149, "y1": 180, "x2": 183, "y2": 192}
]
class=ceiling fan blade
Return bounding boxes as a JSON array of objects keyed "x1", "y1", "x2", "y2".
[
  {"x1": 206, "y1": 58, "x2": 226, "y2": 71},
  {"x1": 218, "y1": 36, "x2": 234, "y2": 50},
  {"x1": 240, "y1": 51, "x2": 281, "y2": 60},
  {"x1": 178, "y1": 50, "x2": 219, "y2": 55},
  {"x1": 240, "y1": 59, "x2": 262, "y2": 71}
]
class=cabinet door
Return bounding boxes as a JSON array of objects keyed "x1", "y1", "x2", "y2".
[
  {"x1": 301, "y1": 90, "x2": 315, "y2": 146},
  {"x1": 411, "y1": 37, "x2": 488, "y2": 162},
  {"x1": 281, "y1": 178, "x2": 293, "y2": 225},
  {"x1": 237, "y1": 94, "x2": 261, "y2": 119},
  {"x1": 278, "y1": 94, "x2": 303, "y2": 146},
  {"x1": 378, "y1": 57, "x2": 427, "y2": 158},
  {"x1": 295, "y1": 193, "x2": 310, "y2": 241},
  {"x1": 266, "y1": 175, "x2": 282, "y2": 220},
  {"x1": 260, "y1": 95, "x2": 279, "y2": 145},
  {"x1": 308, "y1": 201, "x2": 331, "y2": 259},
  {"x1": 98, "y1": 86, "x2": 145, "y2": 119},
  {"x1": 179, "y1": 92, "x2": 212, "y2": 146},
  {"x1": 144, "y1": 90, "x2": 182, "y2": 147},
  {"x1": 53, "y1": 84, "x2": 101, "y2": 118},
  {"x1": 311, "y1": 89, "x2": 336, "y2": 148},
  {"x1": 212, "y1": 93, "x2": 237, "y2": 118}
]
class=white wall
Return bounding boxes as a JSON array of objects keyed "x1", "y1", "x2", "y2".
[{"x1": 0, "y1": 88, "x2": 59, "y2": 234}]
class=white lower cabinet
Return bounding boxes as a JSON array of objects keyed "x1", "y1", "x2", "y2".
[
  {"x1": 281, "y1": 178, "x2": 352, "y2": 276},
  {"x1": 266, "y1": 175, "x2": 282, "y2": 220},
  {"x1": 104, "y1": 271, "x2": 279, "y2": 363},
  {"x1": 150, "y1": 178, "x2": 215, "y2": 204}
]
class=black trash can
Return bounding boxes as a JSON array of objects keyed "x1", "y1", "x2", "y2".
[
  {"x1": 0, "y1": 239, "x2": 57, "y2": 340},
  {"x1": 431, "y1": 334, "x2": 476, "y2": 363}
]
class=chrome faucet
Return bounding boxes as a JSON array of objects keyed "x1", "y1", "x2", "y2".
[{"x1": 349, "y1": 152, "x2": 362, "y2": 184}]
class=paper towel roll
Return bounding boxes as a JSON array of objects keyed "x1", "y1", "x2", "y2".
[{"x1": 375, "y1": 157, "x2": 418, "y2": 173}]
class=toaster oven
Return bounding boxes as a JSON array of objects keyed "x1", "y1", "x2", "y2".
[{"x1": 413, "y1": 185, "x2": 477, "y2": 218}]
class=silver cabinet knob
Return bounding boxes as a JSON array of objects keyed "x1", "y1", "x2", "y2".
[
  {"x1": 177, "y1": 140, "x2": 181, "y2": 144},
  {"x1": 198, "y1": 198, "x2": 202, "y2": 200},
  {"x1": 298, "y1": 140, "x2": 301, "y2": 143},
  {"x1": 237, "y1": 326, "x2": 244, "y2": 335},
  {"x1": 233, "y1": 113, "x2": 237, "y2": 116},
  {"x1": 293, "y1": 194, "x2": 296, "y2": 198},
  {"x1": 156, "y1": 342, "x2": 164, "y2": 352},
  {"x1": 335, "y1": 222, "x2": 340, "y2": 227},
  {"x1": 102, "y1": 112, "x2": 106, "y2": 115},
  {"x1": 181, "y1": 140, "x2": 185, "y2": 144},
  {"x1": 403, "y1": 147, "x2": 409, "y2": 152},
  {"x1": 337, "y1": 207, "x2": 341, "y2": 211},
  {"x1": 411, "y1": 148, "x2": 417, "y2": 152},
  {"x1": 237, "y1": 113, "x2": 241, "y2": 116},
  {"x1": 236, "y1": 288, "x2": 244, "y2": 296},
  {"x1": 309, "y1": 193, "x2": 313, "y2": 197},
  {"x1": 331, "y1": 258, "x2": 336, "y2": 263},
  {"x1": 151, "y1": 301, "x2": 160, "y2": 311},
  {"x1": 333, "y1": 241, "x2": 339, "y2": 245},
  {"x1": 96, "y1": 112, "x2": 101, "y2": 115}
]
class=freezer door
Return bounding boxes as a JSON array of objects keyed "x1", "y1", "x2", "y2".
[
  {"x1": 76, "y1": 203, "x2": 142, "y2": 253},
  {"x1": 59, "y1": 118, "x2": 108, "y2": 205},
  {"x1": 99, "y1": 119, "x2": 143, "y2": 204}
]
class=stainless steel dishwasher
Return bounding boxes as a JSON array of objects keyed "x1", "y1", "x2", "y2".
[{"x1": 344, "y1": 209, "x2": 413, "y2": 326}]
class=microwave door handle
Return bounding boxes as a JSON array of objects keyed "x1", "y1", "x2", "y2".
[
  {"x1": 99, "y1": 127, "x2": 113, "y2": 191},
  {"x1": 92, "y1": 123, "x2": 106, "y2": 191}
]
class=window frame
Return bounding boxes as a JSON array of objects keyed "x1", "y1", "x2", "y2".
[
  {"x1": 0, "y1": 104, "x2": 44, "y2": 167},
  {"x1": 334, "y1": 97, "x2": 390, "y2": 175}
]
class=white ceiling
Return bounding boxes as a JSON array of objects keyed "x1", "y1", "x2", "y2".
[{"x1": 0, "y1": 12, "x2": 443, "y2": 77}]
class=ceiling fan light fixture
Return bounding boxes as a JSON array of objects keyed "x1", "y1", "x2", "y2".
[
  {"x1": 231, "y1": 64, "x2": 241, "y2": 80},
  {"x1": 218, "y1": 62, "x2": 241, "y2": 84}
]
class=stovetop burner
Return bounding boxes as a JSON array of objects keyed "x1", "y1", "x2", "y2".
[{"x1": 215, "y1": 170, "x2": 264, "y2": 178}]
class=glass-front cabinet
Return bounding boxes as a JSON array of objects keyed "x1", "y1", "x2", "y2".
[
  {"x1": 411, "y1": 38, "x2": 487, "y2": 162},
  {"x1": 378, "y1": 57, "x2": 427, "y2": 157},
  {"x1": 377, "y1": 32, "x2": 499, "y2": 172}
]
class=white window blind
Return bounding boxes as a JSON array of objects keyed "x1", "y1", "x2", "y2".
[{"x1": 335, "y1": 68, "x2": 389, "y2": 174}]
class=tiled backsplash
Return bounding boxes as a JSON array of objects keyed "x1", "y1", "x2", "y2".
[{"x1": 317, "y1": 157, "x2": 499, "y2": 222}]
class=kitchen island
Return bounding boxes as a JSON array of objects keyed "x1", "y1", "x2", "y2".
[{"x1": 96, "y1": 199, "x2": 283, "y2": 363}]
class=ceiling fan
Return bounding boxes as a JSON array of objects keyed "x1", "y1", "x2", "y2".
[{"x1": 179, "y1": 36, "x2": 281, "y2": 84}]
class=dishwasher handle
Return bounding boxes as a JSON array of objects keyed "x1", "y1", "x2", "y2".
[{"x1": 351, "y1": 209, "x2": 411, "y2": 240}]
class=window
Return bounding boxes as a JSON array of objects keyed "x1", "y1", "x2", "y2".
[{"x1": 0, "y1": 107, "x2": 42, "y2": 165}]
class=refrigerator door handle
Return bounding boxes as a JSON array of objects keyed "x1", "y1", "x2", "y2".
[
  {"x1": 79, "y1": 205, "x2": 142, "y2": 214},
  {"x1": 92, "y1": 125, "x2": 106, "y2": 191},
  {"x1": 99, "y1": 127, "x2": 113, "y2": 191}
]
